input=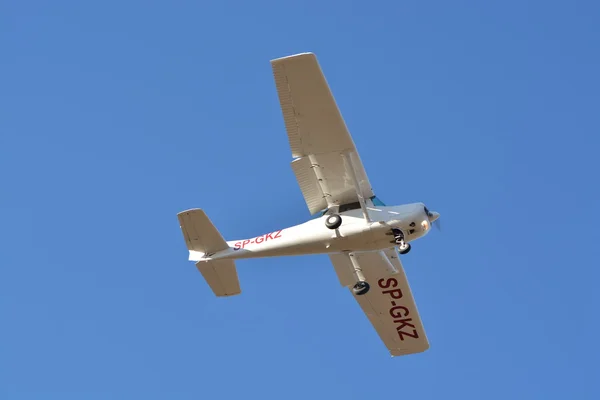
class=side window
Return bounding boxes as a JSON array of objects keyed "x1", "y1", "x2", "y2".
[
  {"x1": 371, "y1": 196, "x2": 386, "y2": 207},
  {"x1": 339, "y1": 201, "x2": 361, "y2": 213}
]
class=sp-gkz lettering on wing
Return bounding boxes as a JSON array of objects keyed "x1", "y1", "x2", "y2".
[{"x1": 378, "y1": 278, "x2": 420, "y2": 341}]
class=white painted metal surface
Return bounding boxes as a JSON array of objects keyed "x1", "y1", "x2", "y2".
[
  {"x1": 177, "y1": 52, "x2": 440, "y2": 357},
  {"x1": 271, "y1": 53, "x2": 374, "y2": 213},
  {"x1": 333, "y1": 249, "x2": 429, "y2": 356}
]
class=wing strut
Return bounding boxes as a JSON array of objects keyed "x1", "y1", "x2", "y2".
[
  {"x1": 341, "y1": 151, "x2": 371, "y2": 222},
  {"x1": 346, "y1": 251, "x2": 366, "y2": 282}
]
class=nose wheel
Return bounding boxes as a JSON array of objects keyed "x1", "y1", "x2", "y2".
[{"x1": 398, "y1": 242, "x2": 411, "y2": 254}]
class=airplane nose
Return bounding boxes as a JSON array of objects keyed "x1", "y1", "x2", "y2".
[{"x1": 428, "y1": 211, "x2": 440, "y2": 222}]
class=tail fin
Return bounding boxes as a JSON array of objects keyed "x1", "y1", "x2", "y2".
[
  {"x1": 178, "y1": 209, "x2": 229, "y2": 257},
  {"x1": 177, "y1": 209, "x2": 241, "y2": 297}
]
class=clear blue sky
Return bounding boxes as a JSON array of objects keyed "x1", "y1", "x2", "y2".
[{"x1": 1, "y1": 1, "x2": 599, "y2": 398}]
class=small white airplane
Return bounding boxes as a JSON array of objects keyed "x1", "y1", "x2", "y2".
[{"x1": 178, "y1": 53, "x2": 440, "y2": 357}]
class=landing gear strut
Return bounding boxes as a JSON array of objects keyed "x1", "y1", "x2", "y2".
[
  {"x1": 391, "y1": 228, "x2": 411, "y2": 255},
  {"x1": 347, "y1": 253, "x2": 370, "y2": 296}
]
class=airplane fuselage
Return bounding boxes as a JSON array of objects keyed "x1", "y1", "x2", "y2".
[{"x1": 193, "y1": 203, "x2": 432, "y2": 262}]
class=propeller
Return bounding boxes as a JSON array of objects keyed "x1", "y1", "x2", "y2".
[{"x1": 424, "y1": 206, "x2": 441, "y2": 232}]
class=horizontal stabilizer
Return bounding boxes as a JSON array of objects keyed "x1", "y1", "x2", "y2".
[
  {"x1": 178, "y1": 208, "x2": 241, "y2": 296},
  {"x1": 196, "y1": 259, "x2": 241, "y2": 297}
]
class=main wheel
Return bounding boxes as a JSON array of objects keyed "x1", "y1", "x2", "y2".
[
  {"x1": 398, "y1": 243, "x2": 411, "y2": 255},
  {"x1": 353, "y1": 281, "x2": 370, "y2": 296},
  {"x1": 325, "y1": 214, "x2": 342, "y2": 230}
]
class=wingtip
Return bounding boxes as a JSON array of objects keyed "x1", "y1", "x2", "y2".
[
  {"x1": 177, "y1": 208, "x2": 203, "y2": 217},
  {"x1": 270, "y1": 52, "x2": 316, "y2": 64}
]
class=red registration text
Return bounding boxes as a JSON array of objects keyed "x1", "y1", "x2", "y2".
[
  {"x1": 378, "y1": 277, "x2": 420, "y2": 341},
  {"x1": 233, "y1": 230, "x2": 282, "y2": 250}
]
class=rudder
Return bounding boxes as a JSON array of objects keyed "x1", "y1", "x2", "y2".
[{"x1": 178, "y1": 209, "x2": 229, "y2": 258}]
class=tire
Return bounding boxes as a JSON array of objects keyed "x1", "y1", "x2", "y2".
[
  {"x1": 353, "y1": 281, "x2": 370, "y2": 296},
  {"x1": 398, "y1": 243, "x2": 411, "y2": 255},
  {"x1": 325, "y1": 214, "x2": 342, "y2": 230}
]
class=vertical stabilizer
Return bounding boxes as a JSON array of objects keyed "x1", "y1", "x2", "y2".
[{"x1": 178, "y1": 209, "x2": 241, "y2": 296}]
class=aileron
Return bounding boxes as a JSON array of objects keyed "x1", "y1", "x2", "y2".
[{"x1": 271, "y1": 53, "x2": 354, "y2": 157}]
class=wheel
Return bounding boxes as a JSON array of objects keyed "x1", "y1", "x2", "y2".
[
  {"x1": 398, "y1": 243, "x2": 411, "y2": 255},
  {"x1": 352, "y1": 281, "x2": 370, "y2": 296},
  {"x1": 325, "y1": 214, "x2": 342, "y2": 230}
]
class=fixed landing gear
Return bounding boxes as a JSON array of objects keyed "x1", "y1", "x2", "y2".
[
  {"x1": 391, "y1": 228, "x2": 412, "y2": 255},
  {"x1": 325, "y1": 214, "x2": 342, "y2": 230},
  {"x1": 347, "y1": 252, "x2": 370, "y2": 296},
  {"x1": 353, "y1": 281, "x2": 370, "y2": 296},
  {"x1": 398, "y1": 242, "x2": 411, "y2": 255}
]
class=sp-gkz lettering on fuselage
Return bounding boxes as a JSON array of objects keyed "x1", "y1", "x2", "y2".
[{"x1": 177, "y1": 53, "x2": 440, "y2": 357}]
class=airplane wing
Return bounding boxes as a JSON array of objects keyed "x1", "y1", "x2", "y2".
[
  {"x1": 271, "y1": 53, "x2": 374, "y2": 214},
  {"x1": 329, "y1": 249, "x2": 430, "y2": 356}
]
